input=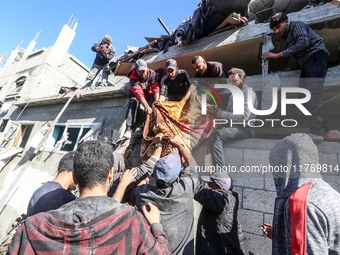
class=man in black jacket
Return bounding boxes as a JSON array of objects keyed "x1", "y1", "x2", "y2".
[
  {"x1": 194, "y1": 172, "x2": 245, "y2": 255},
  {"x1": 160, "y1": 59, "x2": 193, "y2": 101}
]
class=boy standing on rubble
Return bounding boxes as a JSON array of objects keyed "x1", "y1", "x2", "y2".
[{"x1": 262, "y1": 12, "x2": 340, "y2": 142}]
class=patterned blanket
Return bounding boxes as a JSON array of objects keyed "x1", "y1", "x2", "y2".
[{"x1": 141, "y1": 92, "x2": 217, "y2": 162}]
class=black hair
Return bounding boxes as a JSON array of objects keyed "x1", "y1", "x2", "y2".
[
  {"x1": 58, "y1": 151, "x2": 76, "y2": 174},
  {"x1": 270, "y1": 12, "x2": 288, "y2": 29},
  {"x1": 73, "y1": 140, "x2": 114, "y2": 189},
  {"x1": 192, "y1": 55, "x2": 201, "y2": 64}
]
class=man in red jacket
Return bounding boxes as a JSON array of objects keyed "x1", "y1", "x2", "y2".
[{"x1": 124, "y1": 59, "x2": 160, "y2": 138}]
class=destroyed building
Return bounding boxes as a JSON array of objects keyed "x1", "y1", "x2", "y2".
[{"x1": 0, "y1": 2, "x2": 340, "y2": 254}]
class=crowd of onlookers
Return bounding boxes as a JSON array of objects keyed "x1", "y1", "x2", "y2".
[{"x1": 6, "y1": 11, "x2": 340, "y2": 255}]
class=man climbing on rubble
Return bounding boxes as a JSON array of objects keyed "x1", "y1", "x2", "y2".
[
  {"x1": 129, "y1": 134, "x2": 197, "y2": 255},
  {"x1": 8, "y1": 140, "x2": 170, "y2": 254},
  {"x1": 209, "y1": 68, "x2": 258, "y2": 168},
  {"x1": 159, "y1": 59, "x2": 195, "y2": 101},
  {"x1": 76, "y1": 35, "x2": 115, "y2": 98},
  {"x1": 123, "y1": 59, "x2": 160, "y2": 139},
  {"x1": 262, "y1": 12, "x2": 340, "y2": 142},
  {"x1": 192, "y1": 55, "x2": 228, "y2": 78},
  {"x1": 26, "y1": 151, "x2": 77, "y2": 217}
]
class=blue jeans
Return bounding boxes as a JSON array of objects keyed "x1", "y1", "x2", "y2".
[
  {"x1": 300, "y1": 50, "x2": 337, "y2": 135},
  {"x1": 209, "y1": 126, "x2": 252, "y2": 168}
]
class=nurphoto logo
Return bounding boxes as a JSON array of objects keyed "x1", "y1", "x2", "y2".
[{"x1": 200, "y1": 84, "x2": 312, "y2": 128}]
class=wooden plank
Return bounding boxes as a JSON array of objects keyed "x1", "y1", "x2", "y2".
[{"x1": 115, "y1": 62, "x2": 133, "y2": 76}]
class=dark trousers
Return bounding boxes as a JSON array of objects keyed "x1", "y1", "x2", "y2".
[
  {"x1": 209, "y1": 126, "x2": 252, "y2": 168},
  {"x1": 300, "y1": 50, "x2": 337, "y2": 135},
  {"x1": 125, "y1": 94, "x2": 138, "y2": 130},
  {"x1": 125, "y1": 94, "x2": 154, "y2": 131}
]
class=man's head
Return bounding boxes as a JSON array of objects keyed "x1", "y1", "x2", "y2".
[
  {"x1": 135, "y1": 59, "x2": 148, "y2": 79},
  {"x1": 270, "y1": 12, "x2": 288, "y2": 36},
  {"x1": 166, "y1": 59, "x2": 178, "y2": 80},
  {"x1": 57, "y1": 151, "x2": 76, "y2": 191},
  {"x1": 228, "y1": 68, "x2": 246, "y2": 89},
  {"x1": 201, "y1": 172, "x2": 233, "y2": 190},
  {"x1": 192, "y1": 56, "x2": 207, "y2": 74},
  {"x1": 73, "y1": 141, "x2": 114, "y2": 191},
  {"x1": 58, "y1": 151, "x2": 76, "y2": 174},
  {"x1": 154, "y1": 151, "x2": 181, "y2": 188},
  {"x1": 102, "y1": 35, "x2": 112, "y2": 47}
]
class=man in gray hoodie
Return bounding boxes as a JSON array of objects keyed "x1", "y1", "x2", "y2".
[{"x1": 265, "y1": 133, "x2": 340, "y2": 254}]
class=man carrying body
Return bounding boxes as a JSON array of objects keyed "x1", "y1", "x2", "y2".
[
  {"x1": 192, "y1": 55, "x2": 228, "y2": 78},
  {"x1": 159, "y1": 59, "x2": 193, "y2": 101},
  {"x1": 261, "y1": 12, "x2": 340, "y2": 142},
  {"x1": 209, "y1": 68, "x2": 258, "y2": 168},
  {"x1": 129, "y1": 135, "x2": 198, "y2": 255},
  {"x1": 124, "y1": 59, "x2": 160, "y2": 138},
  {"x1": 76, "y1": 35, "x2": 115, "y2": 98},
  {"x1": 8, "y1": 141, "x2": 170, "y2": 254},
  {"x1": 26, "y1": 151, "x2": 77, "y2": 217}
]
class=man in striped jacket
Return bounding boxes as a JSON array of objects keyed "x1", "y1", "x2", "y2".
[{"x1": 8, "y1": 140, "x2": 170, "y2": 255}]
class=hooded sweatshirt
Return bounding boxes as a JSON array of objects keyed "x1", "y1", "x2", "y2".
[{"x1": 269, "y1": 133, "x2": 340, "y2": 255}]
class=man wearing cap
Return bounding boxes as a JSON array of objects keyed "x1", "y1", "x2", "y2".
[
  {"x1": 129, "y1": 136, "x2": 198, "y2": 255},
  {"x1": 261, "y1": 12, "x2": 340, "y2": 142},
  {"x1": 192, "y1": 55, "x2": 228, "y2": 78},
  {"x1": 194, "y1": 172, "x2": 245, "y2": 255},
  {"x1": 159, "y1": 59, "x2": 194, "y2": 101},
  {"x1": 124, "y1": 59, "x2": 160, "y2": 138},
  {"x1": 76, "y1": 35, "x2": 115, "y2": 98}
]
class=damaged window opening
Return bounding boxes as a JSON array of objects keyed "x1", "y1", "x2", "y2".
[
  {"x1": 51, "y1": 124, "x2": 96, "y2": 152},
  {"x1": 0, "y1": 119, "x2": 9, "y2": 133},
  {"x1": 13, "y1": 125, "x2": 33, "y2": 149}
]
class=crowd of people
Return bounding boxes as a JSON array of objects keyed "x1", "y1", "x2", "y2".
[{"x1": 7, "y1": 12, "x2": 340, "y2": 255}]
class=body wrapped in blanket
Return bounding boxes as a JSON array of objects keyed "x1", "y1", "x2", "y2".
[{"x1": 141, "y1": 91, "x2": 217, "y2": 163}]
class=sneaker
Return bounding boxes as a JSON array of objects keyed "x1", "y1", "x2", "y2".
[
  {"x1": 324, "y1": 130, "x2": 340, "y2": 141},
  {"x1": 123, "y1": 130, "x2": 132, "y2": 139},
  {"x1": 307, "y1": 133, "x2": 324, "y2": 142}
]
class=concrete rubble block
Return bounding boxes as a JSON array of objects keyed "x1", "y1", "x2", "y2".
[
  {"x1": 239, "y1": 209, "x2": 263, "y2": 235},
  {"x1": 243, "y1": 232, "x2": 272, "y2": 255},
  {"x1": 243, "y1": 188, "x2": 276, "y2": 213}
]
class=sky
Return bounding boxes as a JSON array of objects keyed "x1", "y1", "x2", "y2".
[{"x1": 0, "y1": 0, "x2": 198, "y2": 68}]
